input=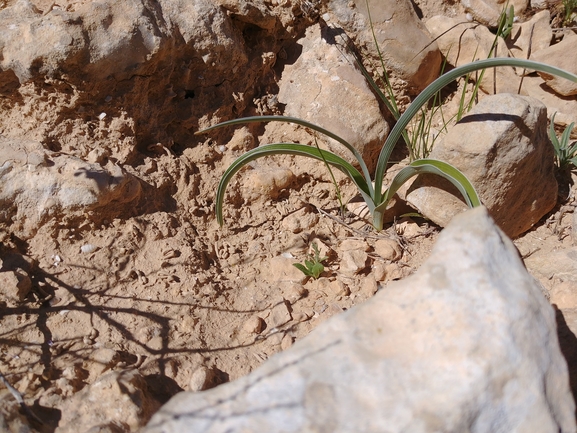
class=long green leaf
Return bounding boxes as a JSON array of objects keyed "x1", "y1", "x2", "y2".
[
  {"x1": 371, "y1": 159, "x2": 481, "y2": 231},
  {"x1": 215, "y1": 143, "x2": 373, "y2": 226},
  {"x1": 374, "y1": 58, "x2": 577, "y2": 201},
  {"x1": 196, "y1": 115, "x2": 374, "y2": 196}
]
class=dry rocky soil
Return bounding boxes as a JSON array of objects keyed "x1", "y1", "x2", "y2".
[{"x1": 0, "y1": 0, "x2": 576, "y2": 431}]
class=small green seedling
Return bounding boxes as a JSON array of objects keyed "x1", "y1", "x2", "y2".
[
  {"x1": 293, "y1": 243, "x2": 328, "y2": 279},
  {"x1": 549, "y1": 112, "x2": 577, "y2": 170}
]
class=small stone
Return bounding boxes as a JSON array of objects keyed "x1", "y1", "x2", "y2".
[
  {"x1": 242, "y1": 316, "x2": 265, "y2": 335},
  {"x1": 396, "y1": 218, "x2": 421, "y2": 238},
  {"x1": 371, "y1": 262, "x2": 387, "y2": 281},
  {"x1": 532, "y1": 33, "x2": 577, "y2": 97},
  {"x1": 267, "y1": 300, "x2": 292, "y2": 329},
  {"x1": 57, "y1": 369, "x2": 157, "y2": 433},
  {"x1": 243, "y1": 166, "x2": 296, "y2": 200},
  {"x1": 189, "y1": 366, "x2": 215, "y2": 392},
  {"x1": 374, "y1": 238, "x2": 402, "y2": 261},
  {"x1": 280, "y1": 334, "x2": 294, "y2": 351},
  {"x1": 313, "y1": 278, "x2": 350, "y2": 298},
  {"x1": 291, "y1": 312, "x2": 310, "y2": 323},
  {"x1": 340, "y1": 250, "x2": 369, "y2": 276},
  {"x1": 339, "y1": 239, "x2": 369, "y2": 251},
  {"x1": 384, "y1": 263, "x2": 405, "y2": 281},
  {"x1": 283, "y1": 283, "x2": 307, "y2": 304},
  {"x1": 360, "y1": 274, "x2": 378, "y2": 298}
]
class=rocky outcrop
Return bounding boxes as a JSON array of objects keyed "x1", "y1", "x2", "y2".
[
  {"x1": 142, "y1": 207, "x2": 575, "y2": 433},
  {"x1": 406, "y1": 93, "x2": 557, "y2": 238},
  {"x1": 0, "y1": 138, "x2": 141, "y2": 238}
]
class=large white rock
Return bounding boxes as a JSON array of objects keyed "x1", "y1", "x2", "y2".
[
  {"x1": 143, "y1": 207, "x2": 575, "y2": 433},
  {"x1": 406, "y1": 93, "x2": 557, "y2": 238}
]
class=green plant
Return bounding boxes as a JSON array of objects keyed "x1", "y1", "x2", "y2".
[
  {"x1": 359, "y1": 2, "x2": 515, "y2": 158},
  {"x1": 198, "y1": 58, "x2": 577, "y2": 232},
  {"x1": 549, "y1": 112, "x2": 577, "y2": 170},
  {"x1": 563, "y1": 0, "x2": 577, "y2": 25},
  {"x1": 293, "y1": 243, "x2": 328, "y2": 279}
]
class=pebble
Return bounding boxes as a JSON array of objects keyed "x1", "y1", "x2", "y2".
[
  {"x1": 374, "y1": 238, "x2": 402, "y2": 261},
  {"x1": 189, "y1": 366, "x2": 215, "y2": 392},
  {"x1": 280, "y1": 334, "x2": 294, "y2": 351},
  {"x1": 242, "y1": 316, "x2": 265, "y2": 335},
  {"x1": 340, "y1": 250, "x2": 369, "y2": 276},
  {"x1": 267, "y1": 301, "x2": 292, "y2": 328}
]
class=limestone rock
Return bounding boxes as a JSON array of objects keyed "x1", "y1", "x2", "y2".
[
  {"x1": 425, "y1": 15, "x2": 521, "y2": 94},
  {"x1": 275, "y1": 24, "x2": 390, "y2": 174},
  {"x1": 0, "y1": 0, "x2": 246, "y2": 84},
  {"x1": 0, "y1": 138, "x2": 141, "y2": 238},
  {"x1": 242, "y1": 166, "x2": 296, "y2": 201},
  {"x1": 143, "y1": 207, "x2": 575, "y2": 433},
  {"x1": 339, "y1": 249, "x2": 369, "y2": 276},
  {"x1": 532, "y1": 32, "x2": 577, "y2": 97},
  {"x1": 508, "y1": 10, "x2": 552, "y2": 61},
  {"x1": 374, "y1": 238, "x2": 403, "y2": 261},
  {"x1": 281, "y1": 206, "x2": 319, "y2": 234},
  {"x1": 56, "y1": 369, "x2": 159, "y2": 433},
  {"x1": 461, "y1": 0, "x2": 528, "y2": 28},
  {"x1": 266, "y1": 300, "x2": 292, "y2": 329},
  {"x1": 521, "y1": 75, "x2": 577, "y2": 128},
  {"x1": 406, "y1": 93, "x2": 557, "y2": 238},
  {"x1": 524, "y1": 247, "x2": 577, "y2": 284},
  {"x1": 327, "y1": 0, "x2": 442, "y2": 94}
]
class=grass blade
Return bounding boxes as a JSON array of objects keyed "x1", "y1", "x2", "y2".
[
  {"x1": 215, "y1": 143, "x2": 373, "y2": 226},
  {"x1": 374, "y1": 58, "x2": 577, "y2": 201},
  {"x1": 196, "y1": 115, "x2": 374, "y2": 195},
  {"x1": 371, "y1": 159, "x2": 481, "y2": 230}
]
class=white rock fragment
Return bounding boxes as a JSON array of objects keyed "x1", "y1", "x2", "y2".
[
  {"x1": 143, "y1": 207, "x2": 576, "y2": 433},
  {"x1": 80, "y1": 244, "x2": 97, "y2": 254}
]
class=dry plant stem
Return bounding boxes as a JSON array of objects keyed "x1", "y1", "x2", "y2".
[{"x1": 0, "y1": 370, "x2": 43, "y2": 425}]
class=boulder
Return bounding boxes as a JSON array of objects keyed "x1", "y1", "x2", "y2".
[
  {"x1": 0, "y1": 138, "x2": 141, "y2": 238},
  {"x1": 406, "y1": 93, "x2": 557, "y2": 238},
  {"x1": 275, "y1": 23, "x2": 390, "y2": 173},
  {"x1": 142, "y1": 207, "x2": 575, "y2": 433}
]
